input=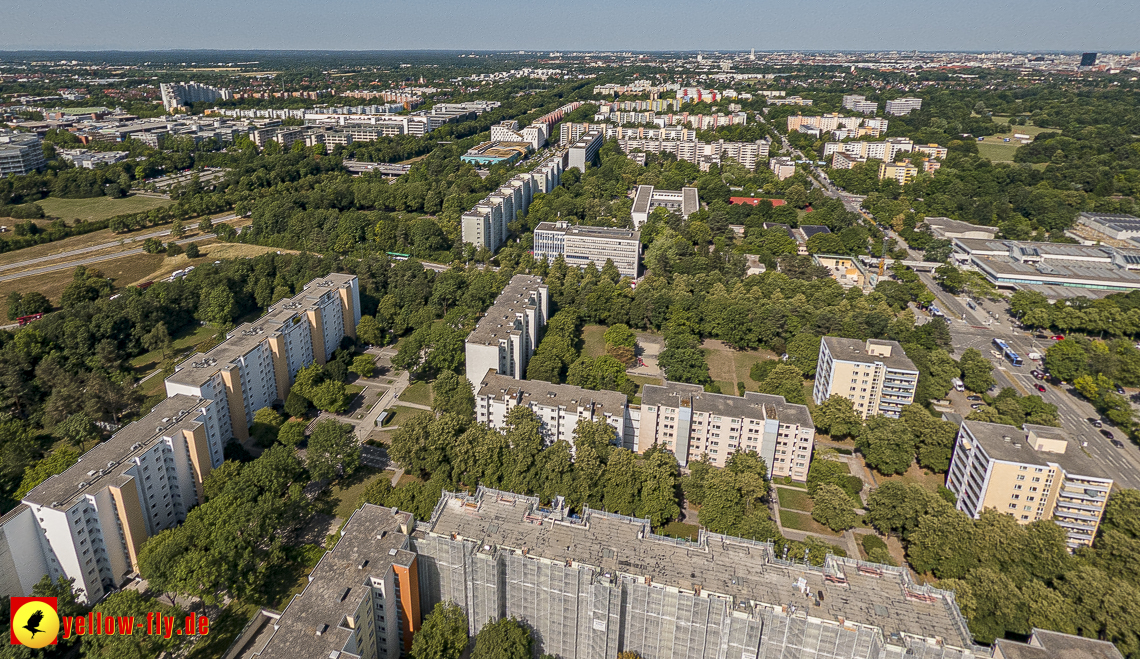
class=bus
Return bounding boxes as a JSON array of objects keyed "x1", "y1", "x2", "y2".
[
  {"x1": 386, "y1": 252, "x2": 410, "y2": 261},
  {"x1": 992, "y1": 338, "x2": 1023, "y2": 366}
]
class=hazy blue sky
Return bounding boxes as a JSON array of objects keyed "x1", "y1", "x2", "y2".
[{"x1": 2, "y1": 0, "x2": 1137, "y2": 52}]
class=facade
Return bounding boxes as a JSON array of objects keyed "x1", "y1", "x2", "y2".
[
  {"x1": 475, "y1": 371, "x2": 627, "y2": 448},
  {"x1": 461, "y1": 153, "x2": 565, "y2": 253},
  {"x1": 831, "y1": 151, "x2": 866, "y2": 169},
  {"x1": 464, "y1": 275, "x2": 549, "y2": 388},
  {"x1": 924, "y1": 217, "x2": 1000, "y2": 240},
  {"x1": 533, "y1": 221, "x2": 641, "y2": 278},
  {"x1": 946, "y1": 421, "x2": 1113, "y2": 549},
  {"x1": 768, "y1": 95, "x2": 813, "y2": 106},
  {"x1": 952, "y1": 238, "x2": 1140, "y2": 294},
  {"x1": 0, "y1": 395, "x2": 226, "y2": 603},
  {"x1": 824, "y1": 137, "x2": 915, "y2": 162},
  {"x1": 885, "y1": 97, "x2": 924, "y2": 116},
  {"x1": 813, "y1": 254, "x2": 875, "y2": 291},
  {"x1": 412, "y1": 487, "x2": 980, "y2": 659},
  {"x1": 878, "y1": 159, "x2": 919, "y2": 185},
  {"x1": 159, "y1": 82, "x2": 233, "y2": 112},
  {"x1": 488, "y1": 119, "x2": 548, "y2": 151},
  {"x1": 769, "y1": 156, "x2": 796, "y2": 180},
  {"x1": 0, "y1": 131, "x2": 46, "y2": 175},
  {"x1": 841, "y1": 95, "x2": 878, "y2": 114},
  {"x1": 636, "y1": 381, "x2": 815, "y2": 479},
  {"x1": 618, "y1": 137, "x2": 769, "y2": 170},
  {"x1": 814, "y1": 338, "x2": 918, "y2": 419},
  {"x1": 241, "y1": 505, "x2": 421, "y2": 659},
  {"x1": 630, "y1": 185, "x2": 699, "y2": 228},
  {"x1": 567, "y1": 130, "x2": 604, "y2": 171},
  {"x1": 165, "y1": 274, "x2": 360, "y2": 440}
]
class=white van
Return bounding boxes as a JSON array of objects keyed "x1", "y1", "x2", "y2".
[{"x1": 951, "y1": 377, "x2": 965, "y2": 392}]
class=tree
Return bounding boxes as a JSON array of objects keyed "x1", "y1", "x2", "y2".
[
  {"x1": 812, "y1": 395, "x2": 863, "y2": 440},
  {"x1": 812, "y1": 483, "x2": 857, "y2": 532},
  {"x1": 251, "y1": 407, "x2": 283, "y2": 447},
  {"x1": 142, "y1": 237, "x2": 165, "y2": 253},
  {"x1": 432, "y1": 371, "x2": 475, "y2": 420},
  {"x1": 806, "y1": 232, "x2": 846, "y2": 255},
  {"x1": 471, "y1": 617, "x2": 532, "y2": 659},
  {"x1": 81, "y1": 590, "x2": 180, "y2": 659},
  {"x1": 411, "y1": 602, "x2": 468, "y2": 659},
  {"x1": 143, "y1": 322, "x2": 173, "y2": 360},
  {"x1": 169, "y1": 219, "x2": 184, "y2": 238},
  {"x1": 277, "y1": 419, "x2": 307, "y2": 447},
  {"x1": 198, "y1": 217, "x2": 214, "y2": 232},
  {"x1": 758, "y1": 364, "x2": 807, "y2": 405},
  {"x1": 357, "y1": 315, "x2": 386, "y2": 346},
  {"x1": 636, "y1": 448, "x2": 681, "y2": 526},
  {"x1": 307, "y1": 419, "x2": 360, "y2": 482},
  {"x1": 604, "y1": 323, "x2": 638, "y2": 365},
  {"x1": 785, "y1": 333, "x2": 822, "y2": 377},
  {"x1": 184, "y1": 242, "x2": 200, "y2": 259},
  {"x1": 856, "y1": 416, "x2": 916, "y2": 475},
  {"x1": 285, "y1": 391, "x2": 310, "y2": 418},
  {"x1": 349, "y1": 354, "x2": 376, "y2": 378},
  {"x1": 1045, "y1": 338, "x2": 1088, "y2": 382},
  {"x1": 166, "y1": 242, "x2": 184, "y2": 257},
  {"x1": 959, "y1": 348, "x2": 995, "y2": 392},
  {"x1": 199, "y1": 286, "x2": 236, "y2": 328},
  {"x1": 54, "y1": 411, "x2": 100, "y2": 447}
]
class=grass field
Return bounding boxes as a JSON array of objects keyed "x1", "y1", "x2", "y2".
[
  {"x1": 320, "y1": 466, "x2": 391, "y2": 521},
  {"x1": 779, "y1": 509, "x2": 840, "y2": 536},
  {"x1": 776, "y1": 487, "x2": 815, "y2": 513},
  {"x1": 130, "y1": 323, "x2": 221, "y2": 375},
  {"x1": 382, "y1": 405, "x2": 424, "y2": 428},
  {"x1": 398, "y1": 381, "x2": 432, "y2": 407},
  {"x1": 0, "y1": 252, "x2": 166, "y2": 303},
  {"x1": 34, "y1": 196, "x2": 172, "y2": 223},
  {"x1": 658, "y1": 520, "x2": 700, "y2": 541},
  {"x1": 628, "y1": 374, "x2": 662, "y2": 404},
  {"x1": 878, "y1": 462, "x2": 946, "y2": 492},
  {"x1": 581, "y1": 324, "x2": 607, "y2": 358},
  {"x1": 703, "y1": 340, "x2": 779, "y2": 391},
  {"x1": 976, "y1": 122, "x2": 1055, "y2": 163}
]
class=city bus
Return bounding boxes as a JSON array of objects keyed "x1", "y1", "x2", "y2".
[
  {"x1": 993, "y1": 338, "x2": 1023, "y2": 366},
  {"x1": 386, "y1": 252, "x2": 410, "y2": 261}
]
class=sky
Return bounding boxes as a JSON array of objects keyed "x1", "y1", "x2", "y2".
[{"x1": 2, "y1": 0, "x2": 1138, "y2": 52}]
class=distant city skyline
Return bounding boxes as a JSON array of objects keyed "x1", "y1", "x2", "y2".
[{"x1": 2, "y1": 0, "x2": 1137, "y2": 53}]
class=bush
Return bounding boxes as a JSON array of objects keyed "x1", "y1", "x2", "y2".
[
  {"x1": 165, "y1": 242, "x2": 183, "y2": 257},
  {"x1": 1, "y1": 203, "x2": 45, "y2": 220},
  {"x1": 184, "y1": 242, "x2": 200, "y2": 259}
]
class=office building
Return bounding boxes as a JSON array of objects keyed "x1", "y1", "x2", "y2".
[
  {"x1": 0, "y1": 130, "x2": 46, "y2": 175},
  {"x1": 533, "y1": 221, "x2": 641, "y2": 278},
  {"x1": 841, "y1": 95, "x2": 878, "y2": 115},
  {"x1": 636, "y1": 381, "x2": 815, "y2": 479},
  {"x1": 924, "y1": 217, "x2": 999, "y2": 240},
  {"x1": 159, "y1": 82, "x2": 233, "y2": 112},
  {"x1": 769, "y1": 156, "x2": 796, "y2": 181},
  {"x1": 413, "y1": 486, "x2": 979, "y2": 659},
  {"x1": 464, "y1": 275, "x2": 549, "y2": 388},
  {"x1": 165, "y1": 274, "x2": 360, "y2": 441},
  {"x1": 0, "y1": 395, "x2": 227, "y2": 603},
  {"x1": 475, "y1": 371, "x2": 627, "y2": 448},
  {"x1": 885, "y1": 97, "x2": 923, "y2": 116},
  {"x1": 878, "y1": 159, "x2": 919, "y2": 185},
  {"x1": 630, "y1": 185, "x2": 699, "y2": 228},
  {"x1": 461, "y1": 153, "x2": 564, "y2": 252},
  {"x1": 946, "y1": 421, "x2": 1113, "y2": 549},
  {"x1": 239, "y1": 504, "x2": 421, "y2": 659},
  {"x1": 813, "y1": 338, "x2": 918, "y2": 419},
  {"x1": 568, "y1": 130, "x2": 604, "y2": 171}
]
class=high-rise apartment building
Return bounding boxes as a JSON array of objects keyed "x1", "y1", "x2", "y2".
[
  {"x1": 533, "y1": 221, "x2": 641, "y2": 278},
  {"x1": 0, "y1": 131, "x2": 46, "y2": 175},
  {"x1": 878, "y1": 159, "x2": 920, "y2": 185},
  {"x1": 567, "y1": 130, "x2": 604, "y2": 171},
  {"x1": 474, "y1": 372, "x2": 627, "y2": 448},
  {"x1": 885, "y1": 97, "x2": 924, "y2": 116},
  {"x1": 461, "y1": 153, "x2": 564, "y2": 252},
  {"x1": 946, "y1": 421, "x2": 1113, "y2": 549},
  {"x1": 464, "y1": 275, "x2": 549, "y2": 388},
  {"x1": 636, "y1": 381, "x2": 815, "y2": 479},
  {"x1": 0, "y1": 395, "x2": 227, "y2": 603},
  {"x1": 160, "y1": 82, "x2": 233, "y2": 112},
  {"x1": 823, "y1": 137, "x2": 915, "y2": 161},
  {"x1": 813, "y1": 338, "x2": 918, "y2": 419},
  {"x1": 841, "y1": 94, "x2": 878, "y2": 114},
  {"x1": 165, "y1": 274, "x2": 360, "y2": 440}
]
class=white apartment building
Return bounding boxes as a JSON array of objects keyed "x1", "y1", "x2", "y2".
[
  {"x1": 914, "y1": 143, "x2": 949, "y2": 160},
  {"x1": 823, "y1": 137, "x2": 915, "y2": 162},
  {"x1": 0, "y1": 395, "x2": 227, "y2": 602},
  {"x1": 946, "y1": 421, "x2": 1112, "y2": 549},
  {"x1": 464, "y1": 275, "x2": 549, "y2": 388},
  {"x1": 489, "y1": 120, "x2": 548, "y2": 151},
  {"x1": 618, "y1": 137, "x2": 769, "y2": 170},
  {"x1": 0, "y1": 131, "x2": 46, "y2": 175},
  {"x1": 160, "y1": 82, "x2": 233, "y2": 112},
  {"x1": 567, "y1": 130, "x2": 604, "y2": 171},
  {"x1": 831, "y1": 151, "x2": 867, "y2": 169},
  {"x1": 813, "y1": 337, "x2": 918, "y2": 419},
  {"x1": 461, "y1": 153, "x2": 564, "y2": 252},
  {"x1": 165, "y1": 274, "x2": 360, "y2": 440},
  {"x1": 630, "y1": 185, "x2": 700, "y2": 228},
  {"x1": 637, "y1": 381, "x2": 815, "y2": 480},
  {"x1": 475, "y1": 372, "x2": 627, "y2": 449},
  {"x1": 533, "y1": 221, "x2": 641, "y2": 278},
  {"x1": 786, "y1": 114, "x2": 862, "y2": 133},
  {"x1": 841, "y1": 95, "x2": 878, "y2": 115},
  {"x1": 885, "y1": 97, "x2": 923, "y2": 116}
]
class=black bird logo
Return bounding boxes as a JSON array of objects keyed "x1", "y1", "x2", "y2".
[{"x1": 22, "y1": 609, "x2": 45, "y2": 638}]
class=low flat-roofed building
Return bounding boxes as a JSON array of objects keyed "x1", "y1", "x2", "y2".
[
  {"x1": 475, "y1": 370, "x2": 627, "y2": 448},
  {"x1": 946, "y1": 421, "x2": 1113, "y2": 549},
  {"x1": 814, "y1": 338, "x2": 918, "y2": 419},
  {"x1": 813, "y1": 254, "x2": 875, "y2": 291},
  {"x1": 533, "y1": 220, "x2": 640, "y2": 278},
  {"x1": 464, "y1": 275, "x2": 549, "y2": 388},
  {"x1": 924, "y1": 216, "x2": 999, "y2": 240},
  {"x1": 1072, "y1": 211, "x2": 1140, "y2": 245},
  {"x1": 630, "y1": 185, "x2": 699, "y2": 228},
  {"x1": 954, "y1": 238, "x2": 1140, "y2": 294},
  {"x1": 769, "y1": 156, "x2": 796, "y2": 180},
  {"x1": 992, "y1": 628, "x2": 1124, "y2": 659},
  {"x1": 460, "y1": 140, "x2": 530, "y2": 166}
]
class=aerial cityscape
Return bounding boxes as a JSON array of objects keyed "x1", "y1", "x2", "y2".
[{"x1": 0, "y1": 8, "x2": 1139, "y2": 658}]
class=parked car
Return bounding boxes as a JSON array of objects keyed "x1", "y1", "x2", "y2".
[
  {"x1": 1116, "y1": 384, "x2": 1126, "y2": 394},
  {"x1": 1035, "y1": 384, "x2": 1047, "y2": 392},
  {"x1": 967, "y1": 395, "x2": 982, "y2": 401},
  {"x1": 1100, "y1": 429, "x2": 1116, "y2": 440},
  {"x1": 970, "y1": 403, "x2": 984, "y2": 410},
  {"x1": 1113, "y1": 439, "x2": 1126, "y2": 448},
  {"x1": 1089, "y1": 418, "x2": 1104, "y2": 428},
  {"x1": 1051, "y1": 335, "x2": 1065, "y2": 340}
]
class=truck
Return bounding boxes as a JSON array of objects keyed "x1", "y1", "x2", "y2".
[{"x1": 951, "y1": 377, "x2": 965, "y2": 392}]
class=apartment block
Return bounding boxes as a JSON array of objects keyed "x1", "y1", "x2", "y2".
[
  {"x1": 769, "y1": 156, "x2": 796, "y2": 181},
  {"x1": 160, "y1": 82, "x2": 233, "y2": 112},
  {"x1": 533, "y1": 221, "x2": 641, "y2": 278},
  {"x1": 830, "y1": 151, "x2": 867, "y2": 169},
  {"x1": 636, "y1": 381, "x2": 815, "y2": 479},
  {"x1": 567, "y1": 130, "x2": 604, "y2": 171},
  {"x1": 814, "y1": 337, "x2": 918, "y2": 419},
  {"x1": 165, "y1": 274, "x2": 360, "y2": 440},
  {"x1": 461, "y1": 153, "x2": 564, "y2": 252},
  {"x1": 885, "y1": 97, "x2": 924, "y2": 116},
  {"x1": 464, "y1": 275, "x2": 549, "y2": 388},
  {"x1": 879, "y1": 159, "x2": 919, "y2": 185},
  {"x1": 786, "y1": 113, "x2": 862, "y2": 133},
  {"x1": 823, "y1": 137, "x2": 915, "y2": 161},
  {"x1": 630, "y1": 185, "x2": 699, "y2": 228},
  {"x1": 412, "y1": 487, "x2": 979, "y2": 659},
  {"x1": 240, "y1": 505, "x2": 421, "y2": 659},
  {"x1": 0, "y1": 131, "x2": 46, "y2": 175},
  {"x1": 489, "y1": 119, "x2": 548, "y2": 151},
  {"x1": 914, "y1": 143, "x2": 949, "y2": 160},
  {"x1": 475, "y1": 371, "x2": 627, "y2": 448},
  {"x1": 0, "y1": 395, "x2": 227, "y2": 603},
  {"x1": 841, "y1": 95, "x2": 878, "y2": 114},
  {"x1": 946, "y1": 421, "x2": 1113, "y2": 549},
  {"x1": 813, "y1": 254, "x2": 875, "y2": 292},
  {"x1": 618, "y1": 137, "x2": 768, "y2": 170},
  {"x1": 768, "y1": 95, "x2": 813, "y2": 106}
]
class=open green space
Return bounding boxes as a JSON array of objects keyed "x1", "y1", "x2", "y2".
[
  {"x1": 397, "y1": 381, "x2": 432, "y2": 407},
  {"x1": 130, "y1": 323, "x2": 222, "y2": 374},
  {"x1": 776, "y1": 487, "x2": 815, "y2": 513},
  {"x1": 34, "y1": 195, "x2": 173, "y2": 223},
  {"x1": 581, "y1": 324, "x2": 607, "y2": 358},
  {"x1": 382, "y1": 404, "x2": 423, "y2": 428},
  {"x1": 316, "y1": 466, "x2": 392, "y2": 521},
  {"x1": 779, "y1": 509, "x2": 841, "y2": 536}
]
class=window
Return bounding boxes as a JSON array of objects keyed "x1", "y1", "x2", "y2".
[
  {"x1": 1016, "y1": 475, "x2": 1025, "y2": 481},
  {"x1": 1032, "y1": 477, "x2": 1041, "y2": 482}
]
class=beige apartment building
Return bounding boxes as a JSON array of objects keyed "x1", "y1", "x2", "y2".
[
  {"x1": 637, "y1": 381, "x2": 815, "y2": 480},
  {"x1": 814, "y1": 338, "x2": 918, "y2": 419},
  {"x1": 946, "y1": 421, "x2": 1112, "y2": 549},
  {"x1": 878, "y1": 159, "x2": 919, "y2": 185}
]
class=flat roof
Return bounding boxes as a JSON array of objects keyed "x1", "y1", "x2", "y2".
[
  {"x1": 24, "y1": 395, "x2": 212, "y2": 508},
  {"x1": 466, "y1": 275, "x2": 546, "y2": 346},
  {"x1": 923, "y1": 217, "x2": 998, "y2": 236},
  {"x1": 533, "y1": 221, "x2": 639, "y2": 243},
  {"x1": 641, "y1": 380, "x2": 813, "y2": 429},
  {"x1": 478, "y1": 370, "x2": 626, "y2": 416},
  {"x1": 822, "y1": 337, "x2": 917, "y2": 373},
  {"x1": 961, "y1": 421, "x2": 1110, "y2": 481},
  {"x1": 994, "y1": 628, "x2": 1124, "y2": 659},
  {"x1": 974, "y1": 256, "x2": 1140, "y2": 288},
  {"x1": 423, "y1": 488, "x2": 970, "y2": 648}
]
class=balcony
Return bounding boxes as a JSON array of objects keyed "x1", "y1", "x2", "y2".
[{"x1": 1054, "y1": 508, "x2": 1101, "y2": 524}]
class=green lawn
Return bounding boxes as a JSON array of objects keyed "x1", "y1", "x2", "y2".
[
  {"x1": 130, "y1": 323, "x2": 221, "y2": 374},
  {"x1": 581, "y1": 324, "x2": 607, "y2": 358},
  {"x1": 35, "y1": 195, "x2": 172, "y2": 223},
  {"x1": 779, "y1": 510, "x2": 840, "y2": 536},
  {"x1": 382, "y1": 405, "x2": 424, "y2": 428},
  {"x1": 321, "y1": 467, "x2": 391, "y2": 520},
  {"x1": 398, "y1": 381, "x2": 432, "y2": 407},
  {"x1": 776, "y1": 487, "x2": 815, "y2": 513},
  {"x1": 658, "y1": 520, "x2": 700, "y2": 541},
  {"x1": 345, "y1": 384, "x2": 364, "y2": 397}
]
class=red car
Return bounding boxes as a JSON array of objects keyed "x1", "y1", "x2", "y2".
[
  {"x1": 1051, "y1": 335, "x2": 1065, "y2": 340},
  {"x1": 1036, "y1": 384, "x2": 1047, "y2": 392}
]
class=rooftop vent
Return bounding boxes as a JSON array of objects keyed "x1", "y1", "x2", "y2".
[
  {"x1": 1003, "y1": 435, "x2": 1012, "y2": 443},
  {"x1": 388, "y1": 548, "x2": 398, "y2": 556},
  {"x1": 358, "y1": 560, "x2": 369, "y2": 570},
  {"x1": 315, "y1": 623, "x2": 328, "y2": 637}
]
